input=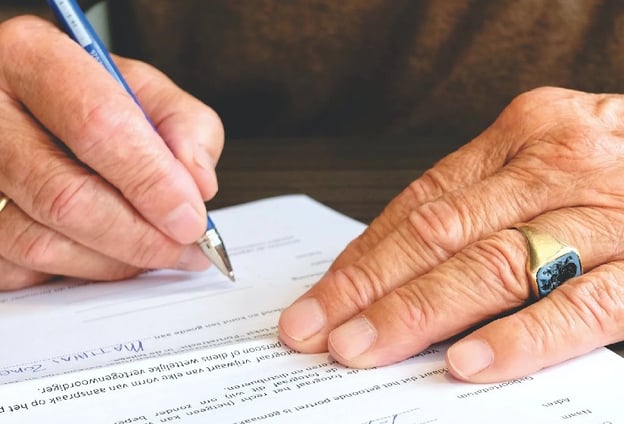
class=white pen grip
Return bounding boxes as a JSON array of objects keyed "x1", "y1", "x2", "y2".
[{"x1": 52, "y1": 0, "x2": 92, "y2": 47}]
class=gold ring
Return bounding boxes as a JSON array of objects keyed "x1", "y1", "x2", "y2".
[
  {"x1": 513, "y1": 225, "x2": 582, "y2": 298},
  {"x1": 0, "y1": 194, "x2": 9, "y2": 214}
]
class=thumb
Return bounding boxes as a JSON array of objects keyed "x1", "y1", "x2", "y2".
[{"x1": 446, "y1": 265, "x2": 624, "y2": 383}]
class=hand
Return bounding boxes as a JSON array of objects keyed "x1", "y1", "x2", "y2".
[
  {"x1": 278, "y1": 86, "x2": 624, "y2": 383},
  {"x1": 0, "y1": 16, "x2": 224, "y2": 290}
]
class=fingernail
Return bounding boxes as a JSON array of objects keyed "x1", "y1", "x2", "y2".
[
  {"x1": 447, "y1": 339, "x2": 493, "y2": 379},
  {"x1": 177, "y1": 245, "x2": 212, "y2": 271},
  {"x1": 329, "y1": 316, "x2": 377, "y2": 360},
  {"x1": 164, "y1": 203, "x2": 204, "y2": 244},
  {"x1": 280, "y1": 298, "x2": 326, "y2": 342}
]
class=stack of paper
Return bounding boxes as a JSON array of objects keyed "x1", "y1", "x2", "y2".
[{"x1": 1, "y1": 195, "x2": 622, "y2": 423}]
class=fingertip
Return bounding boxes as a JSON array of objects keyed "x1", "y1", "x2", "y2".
[
  {"x1": 327, "y1": 315, "x2": 377, "y2": 364},
  {"x1": 278, "y1": 297, "x2": 328, "y2": 353},
  {"x1": 445, "y1": 314, "x2": 549, "y2": 383},
  {"x1": 446, "y1": 338, "x2": 495, "y2": 382}
]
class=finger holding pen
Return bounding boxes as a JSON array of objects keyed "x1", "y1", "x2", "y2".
[
  {"x1": 0, "y1": 16, "x2": 221, "y2": 288},
  {"x1": 115, "y1": 56, "x2": 224, "y2": 202},
  {"x1": 3, "y1": 16, "x2": 208, "y2": 243},
  {"x1": 46, "y1": 0, "x2": 234, "y2": 281}
]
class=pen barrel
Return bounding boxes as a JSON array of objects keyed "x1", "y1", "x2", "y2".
[
  {"x1": 46, "y1": 0, "x2": 140, "y2": 104},
  {"x1": 46, "y1": 0, "x2": 233, "y2": 280}
]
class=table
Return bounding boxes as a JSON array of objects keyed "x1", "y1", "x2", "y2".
[{"x1": 210, "y1": 135, "x2": 458, "y2": 223}]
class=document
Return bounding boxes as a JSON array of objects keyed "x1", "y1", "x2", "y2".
[
  {"x1": 0, "y1": 195, "x2": 362, "y2": 384},
  {"x1": 0, "y1": 195, "x2": 623, "y2": 423}
]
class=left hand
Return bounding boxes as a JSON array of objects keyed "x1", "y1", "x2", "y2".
[{"x1": 278, "y1": 87, "x2": 624, "y2": 383}]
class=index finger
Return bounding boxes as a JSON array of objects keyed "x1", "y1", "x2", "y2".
[
  {"x1": 279, "y1": 155, "x2": 554, "y2": 352},
  {"x1": 0, "y1": 16, "x2": 205, "y2": 244},
  {"x1": 329, "y1": 129, "x2": 510, "y2": 270}
]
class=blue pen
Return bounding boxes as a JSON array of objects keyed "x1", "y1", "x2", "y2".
[{"x1": 47, "y1": 0, "x2": 235, "y2": 282}]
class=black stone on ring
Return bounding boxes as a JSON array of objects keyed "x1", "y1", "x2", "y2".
[{"x1": 513, "y1": 225, "x2": 583, "y2": 298}]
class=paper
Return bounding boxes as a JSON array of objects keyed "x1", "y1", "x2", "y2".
[
  {"x1": 1, "y1": 337, "x2": 623, "y2": 423},
  {"x1": 0, "y1": 195, "x2": 362, "y2": 384},
  {"x1": 1, "y1": 195, "x2": 623, "y2": 423}
]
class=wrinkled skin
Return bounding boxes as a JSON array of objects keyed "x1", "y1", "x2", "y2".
[
  {"x1": 2, "y1": 16, "x2": 623, "y2": 386},
  {"x1": 279, "y1": 86, "x2": 624, "y2": 383},
  {"x1": 0, "y1": 16, "x2": 224, "y2": 289}
]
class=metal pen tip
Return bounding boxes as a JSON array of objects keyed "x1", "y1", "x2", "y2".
[{"x1": 197, "y1": 226, "x2": 235, "y2": 284}]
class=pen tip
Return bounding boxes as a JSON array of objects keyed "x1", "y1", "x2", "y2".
[{"x1": 228, "y1": 272, "x2": 236, "y2": 283}]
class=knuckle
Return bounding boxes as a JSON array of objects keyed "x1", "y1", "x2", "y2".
[
  {"x1": 385, "y1": 285, "x2": 430, "y2": 336},
  {"x1": 13, "y1": 227, "x2": 58, "y2": 270},
  {"x1": 122, "y1": 158, "x2": 174, "y2": 205},
  {"x1": 0, "y1": 16, "x2": 52, "y2": 85},
  {"x1": 75, "y1": 94, "x2": 146, "y2": 161},
  {"x1": 591, "y1": 94, "x2": 624, "y2": 127},
  {"x1": 499, "y1": 89, "x2": 619, "y2": 171},
  {"x1": 494, "y1": 87, "x2": 570, "y2": 135},
  {"x1": 462, "y1": 233, "x2": 530, "y2": 303},
  {"x1": 407, "y1": 197, "x2": 465, "y2": 261},
  {"x1": 506, "y1": 87, "x2": 563, "y2": 114},
  {"x1": 406, "y1": 170, "x2": 445, "y2": 204},
  {"x1": 31, "y1": 173, "x2": 98, "y2": 229},
  {"x1": 0, "y1": 15, "x2": 46, "y2": 48},
  {"x1": 329, "y1": 265, "x2": 387, "y2": 313}
]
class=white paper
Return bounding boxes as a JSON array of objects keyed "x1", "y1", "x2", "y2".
[
  {"x1": 0, "y1": 338, "x2": 622, "y2": 423},
  {"x1": 1, "y1": 194, "x2": 623, "y2": 423},
  {"x1": 0, "y1": 195, "x2": 363, "y2": 384}
]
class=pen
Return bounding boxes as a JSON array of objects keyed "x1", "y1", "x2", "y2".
[{"x1": 46, "y1": 0, "x2": 235, "y2": 282}]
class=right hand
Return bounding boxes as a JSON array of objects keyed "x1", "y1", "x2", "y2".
[{"x1": 0, "y1": 16, "x2": 225, "y2": 290}]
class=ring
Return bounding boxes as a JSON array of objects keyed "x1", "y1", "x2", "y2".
[
  {"x1": 513, "y1": 225, "x2": 582, "y2": 298},
  {"x1": 0, "y1": 194, "x2": 9, "y2": 214}
]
